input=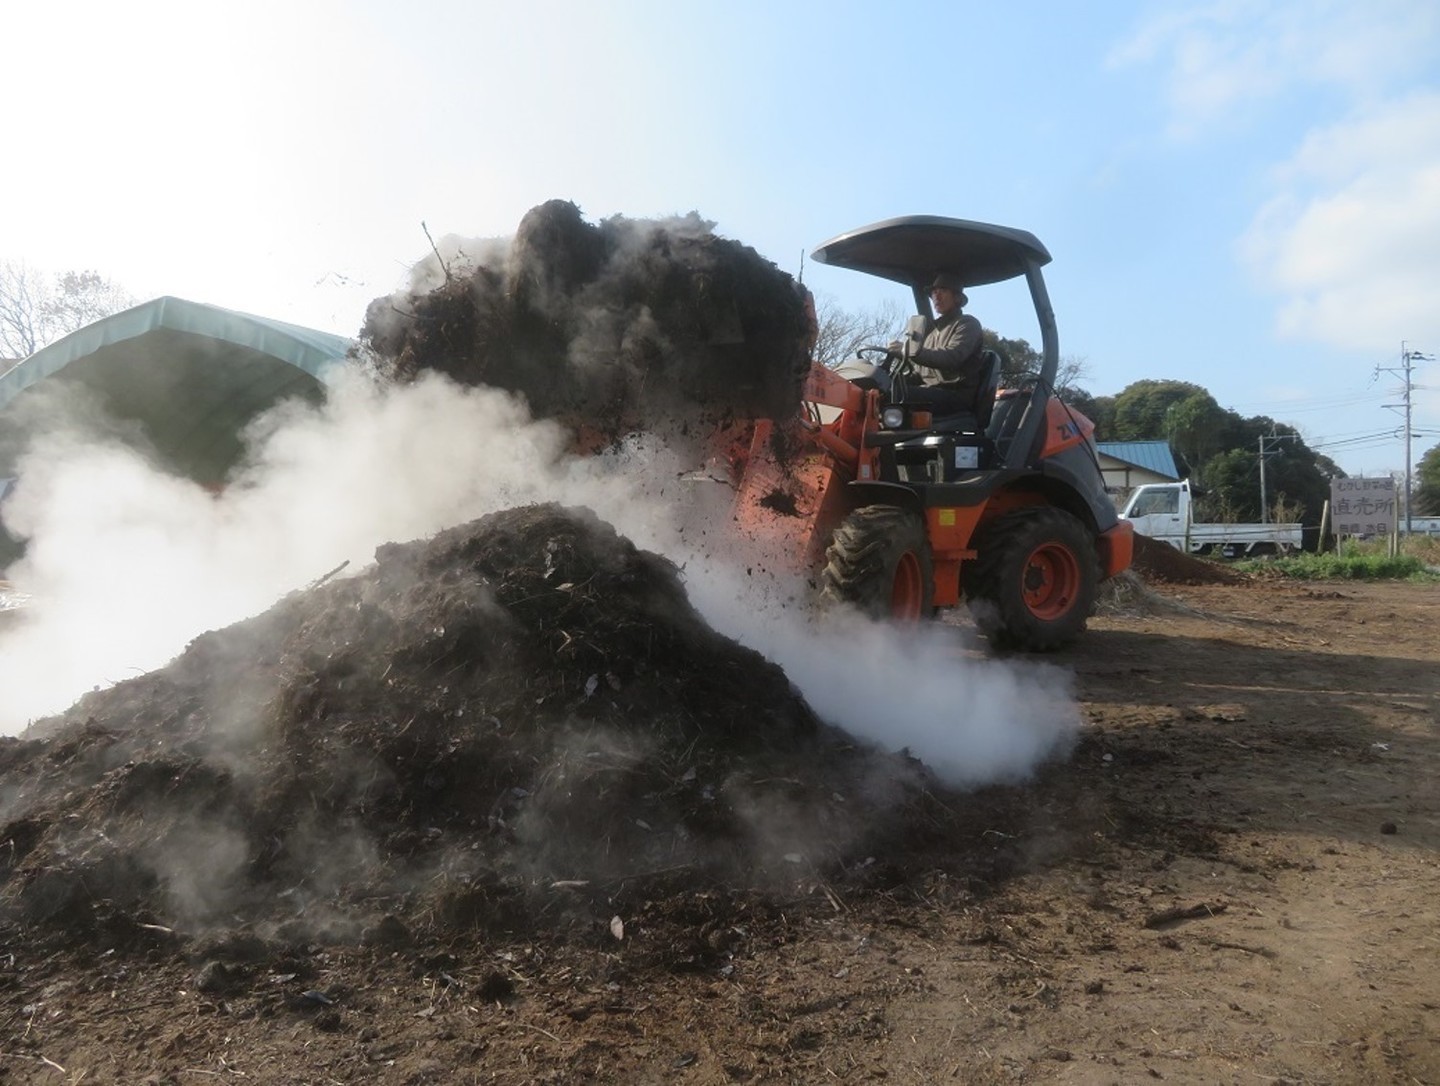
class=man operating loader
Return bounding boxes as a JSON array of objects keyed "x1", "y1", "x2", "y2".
[{"x1": 889, "y1": 273, "x2": 986, "y2": 416}]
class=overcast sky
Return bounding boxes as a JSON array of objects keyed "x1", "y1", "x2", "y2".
[{"x1": 6, "y1": 0, "x2": 1439, "y2": 477}]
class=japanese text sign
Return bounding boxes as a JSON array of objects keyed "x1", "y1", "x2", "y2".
[{"x1": 1331, "y1": 477, "x2": 1396, "y2": 536}]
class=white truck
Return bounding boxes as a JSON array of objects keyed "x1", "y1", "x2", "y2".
[{"x1": 1120, "y1": 480, "x2": 1302, "y2": 557}]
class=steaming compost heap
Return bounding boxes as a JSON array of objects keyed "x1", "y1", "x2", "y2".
[
  {"x1": 361, "y1": 200, "x2": 815, "y2": 442},
  {"x1": 0, "y1": 204, "x2": 908, "y2": 949},
  {"x1": 0, "y1": 505, "x2": 948, "y2": 948}
]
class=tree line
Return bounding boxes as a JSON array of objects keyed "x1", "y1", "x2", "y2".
[
  {"x1": 811, "y1": 295, "x2": 1440, "y2": 529},
  {"x1": 983, "y1": 334, "x2": 1344, "y2": 526}
]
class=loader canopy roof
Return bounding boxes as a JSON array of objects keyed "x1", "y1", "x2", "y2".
[
  {"x1": 810, "y1": 216, "x2": 1051, "y2": 289},
  {"x1": 0, "y1": 296, "x2": 355, "y2": 485}
]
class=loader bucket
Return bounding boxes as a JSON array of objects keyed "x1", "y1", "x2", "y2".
[{"x1": 722, "y1": 418, "x2": 854, "y2": 582}]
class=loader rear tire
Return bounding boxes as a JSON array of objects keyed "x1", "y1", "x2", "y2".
[
  {"x1": 964, "y1": 507, "x2": 1098, "y2": 651},
  {"x1": 819, "y1": 505, "x2": 933, "y2": 621}
]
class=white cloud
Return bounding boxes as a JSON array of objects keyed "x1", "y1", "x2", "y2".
[
  {"x1": 1113, "y1": 1, "x2": 1440, "y2": 403},
  {"x1": 1112, "y1": 0, "x2": 1440, "y2": 138},
  {"x1": 1239, "y1": 91, "x2": 1440, "y2": 353}
]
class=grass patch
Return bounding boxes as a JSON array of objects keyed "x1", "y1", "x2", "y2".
[
  {"x1": 1403, "y1": 534, "x2": 1440, "y2": 567},
  {"x1": 1235, "y1": 540, "x2": 1440, "y2": 581}
]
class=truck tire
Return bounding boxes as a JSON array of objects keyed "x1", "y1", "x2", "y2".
[
  {"x1": 819, "y1": 505, "x2": 933, "y2": 621},
  {"x1": 964, "y1": 507, "x2": 1098, "y2": 651}
]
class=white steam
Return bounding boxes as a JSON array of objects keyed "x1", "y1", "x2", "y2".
[
  {"x1": 0, "y1": 370, "x2": 1078, "y2": 786},
  {"x1": 711, "y1": 593, "x2": 1079, "y2": 787}
]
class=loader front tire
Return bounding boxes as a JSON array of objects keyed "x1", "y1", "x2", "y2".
[
  {"x1": 819, "y1": 505, "x2": 933, "y2": 621},
  {"x1": 964, "y1": 507, "x2": 1098, "y2": 651}
]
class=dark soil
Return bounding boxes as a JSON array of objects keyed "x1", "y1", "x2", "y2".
[
  {"x1": 359, "y1": 201, "x2": 815, "y2": 448},
  {"x1": 0, "y1": 505, "x2": 1008, "y2": 957},
  {"x1": 1128, "y1": 530, "x2": 1246, "y2": 585},
  {"x1": 3, "y1": 567, "x2": 1436, "y2": 1084}
]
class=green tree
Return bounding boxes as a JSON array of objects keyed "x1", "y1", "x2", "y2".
[
  {"x1": 1195, "y1": 419, "x2": 1330, "y2": 532},
  {"x1": 1066, "y1": 390, "x2": 1113, "y2": 431},
  {"x1": 984, "y1": 331, "x2": 1041, "y2": 383},
  {"x1": 1250, "y1": 425, "x2": 1329, "y2": 526},
  {"x1": 1415, "y1": 442, "x2": 1440, "y2": 515},
  {"x1": 1109, "y1": 380, "x2": 1211, "y2": 441},
  {"x1": 1163, "y1": 391, "x2": 1229, "y2": 480},
  {"x1": 1194, "y1": 447, "x2": 1257, "y2": 521},
  {"x1": 1102, "y1": 378, "x2": 1332, "y2": 545},
  {"x1": 1313, "y1": 452, "x2": 1345, "y2": 482}
]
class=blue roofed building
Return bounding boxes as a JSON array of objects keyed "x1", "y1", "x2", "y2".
[{"x1": 1095, "y1": 441, "x2": 1182, "y2": 498}]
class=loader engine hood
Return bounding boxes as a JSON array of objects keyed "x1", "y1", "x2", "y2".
[{"x1": 809, "y1": 216, "x2": 1051, "y2": 290}]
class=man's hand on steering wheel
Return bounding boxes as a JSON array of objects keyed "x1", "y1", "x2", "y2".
[{"x1": 886, "y1": 339, "x2": 915, "y2": 377}]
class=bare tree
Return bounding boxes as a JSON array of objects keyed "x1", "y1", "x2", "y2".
[
  {"x1": 0, "y1": 262, "x2": 134, "y2": 360},
  {"x1": 1056, "y1": 354, "x2": 1092, "y2": 398},
  {"x1": 0, "y1": 262, "x2": 45, "y2": 360},
  {"x1": 811, "y1": 293, "x2": 903, "y2": 369}
]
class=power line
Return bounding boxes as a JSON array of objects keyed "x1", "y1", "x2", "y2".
[
  {"x1": 1309, "y1": 429, "x2": 1405, "y2": 450},
  {"x1": 1227, "y1": 389, "x2": 1393, "y2": 415},
  {"x1": 1234, "y1": 395, "x2": 1391, "y2": 414}
]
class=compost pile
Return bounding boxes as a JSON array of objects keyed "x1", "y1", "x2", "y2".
[
  {"x1": 1129, "y1": 531, "x2": 1247, "y2": 585},
  {"x1": 0, "y1": 206, "x2": 908, "y2": 956},
  {"x1": 361, "y1": 200, "x2": 815, "y2": 445},
  {"x1": 0, "y1": 505, "x2": 941, "y2": 951}
]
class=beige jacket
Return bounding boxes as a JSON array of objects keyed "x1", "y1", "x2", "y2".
[{"x1": 912, "y1": 311, "x2": 984, "y2": 387}]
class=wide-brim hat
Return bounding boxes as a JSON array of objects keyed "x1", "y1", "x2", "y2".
[{"x1": 928, "y1": 273, "x2": 967, "y2": 305}]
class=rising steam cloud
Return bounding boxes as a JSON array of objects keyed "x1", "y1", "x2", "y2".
[{"x1": 0, "y1": 364, "x2": 1078, "y2": 787}]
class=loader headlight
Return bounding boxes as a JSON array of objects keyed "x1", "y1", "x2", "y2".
[{"x1": 881, "y1": 407, "x2": 906, "y2": 429}]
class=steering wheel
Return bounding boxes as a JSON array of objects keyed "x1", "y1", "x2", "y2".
[{"x1": 861, "y1": 343, "x2": 911, "y2": 373}]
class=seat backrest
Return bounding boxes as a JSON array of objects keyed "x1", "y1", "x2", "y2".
[
  {"x1": 915, "y1": 348, "x2": 1003, "y2": 433},
  {"x1": 971, "y1": 349, "x2": 1002, "y2": 432}
]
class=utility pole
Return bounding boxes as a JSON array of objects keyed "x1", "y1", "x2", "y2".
[
  {"x1": 1258, "y1": 433, "x2": 1296, "y2": 523},
  {"x1": 1379, "y1": 342, "x2": 1432, "y2": 535},
  {"x1": 1259, "y1": 436, "x2": 1266, "y2": 523}
]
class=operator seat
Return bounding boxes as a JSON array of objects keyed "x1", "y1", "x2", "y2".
[{"x1": 929, "y1": 349, "x2": 1002, "y2": 433}]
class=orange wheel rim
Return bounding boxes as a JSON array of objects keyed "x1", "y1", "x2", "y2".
[
  {"x1": 891, "y1": 551, "x2": 925, "y2": 620},
  {"x1": 1021, "y1": 542, "x2": 1079, "y2": 620}
]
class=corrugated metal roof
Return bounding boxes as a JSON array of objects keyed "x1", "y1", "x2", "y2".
[
  {"x1": 1096, "y1": 441, "x2": 1180, "y2": 479},
  {"x1": 0, "y1": 297, "x2": 356, "y2": 484},
  {"x1": 0, "y1": 296, "x2": 353, "y2": 410}
]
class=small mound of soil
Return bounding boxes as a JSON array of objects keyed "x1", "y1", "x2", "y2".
[
  {"x1": 360, "y1": 200, "x2": 815, "y2": 446},
  {"x1": 0, "y1": 506, "x2": 941, "y2": 948},
  {"x1": 1130, "y1": 532, "x2": 1247, "y2": 585}
]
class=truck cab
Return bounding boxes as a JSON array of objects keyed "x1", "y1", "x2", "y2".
[{"x1": 1121, "y1": 481, "x2": 1188, "y2": 537}]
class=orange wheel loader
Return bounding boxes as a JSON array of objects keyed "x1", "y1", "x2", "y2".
[{"x1": 719, "y1": 216, "x2": 1132, "y2": 651}]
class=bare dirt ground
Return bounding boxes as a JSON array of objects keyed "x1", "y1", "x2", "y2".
[{"x1": 2, "y1": 568, "x2": 1438, "y2": 1085}]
